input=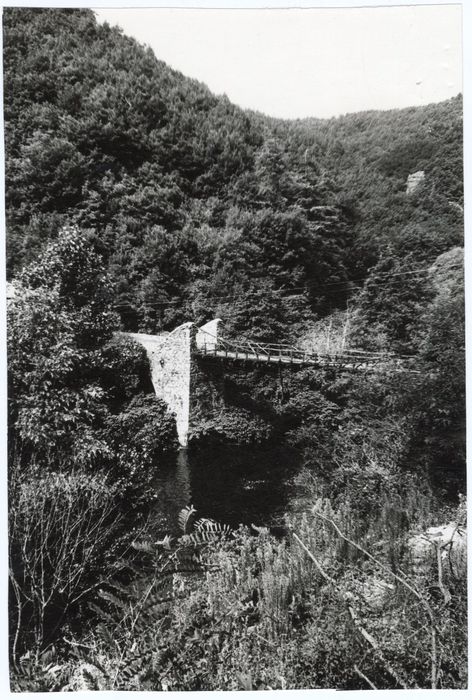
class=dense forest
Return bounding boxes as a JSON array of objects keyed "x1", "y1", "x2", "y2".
[{"x1": 4, "y1": 7, "x2": 466, "y2": 692}]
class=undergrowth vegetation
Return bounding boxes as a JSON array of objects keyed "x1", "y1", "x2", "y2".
[
  {"x1": 7, "y1": 226, "x2": 179, "y2": 678},
  {"x1": 10, "y1": 492, "x2": 466, "y2": 692}
]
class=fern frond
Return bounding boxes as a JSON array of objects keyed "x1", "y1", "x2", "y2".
[
  {"x1": 132, "y1": 535, "x2": 175, "y2": 554},
  {"x1": 119, "y1": 647, "x2": 154, "y2": 685},
  {"x1": 194, "y1": 517, "x2": 233, "y2": 537},
  {"x1": 178, "y1": 505, "x2": 197, "y2": 534},
  {"x1": 131, "y1": 539, "x2": 156, "y2": 554},
  {"x1": 173, "y1": 545, "x2": 201, "y2": 563},
  {"x1": 81, "y1": 665, "x2": 106, "y2": 690},
  {"x1": 126, "y1": 573, "x2": 175, "y2": 603},
  {"x1": 180, "y1": 530, "x2": 228, "y2": 547},
  {"x1": 87, "y1": 602, "x2": 116, "y2": 625},
  {"x1": 113, "y1": 559, "x2": 145, "y2": 577},
  {"x1": 141, "y1": 591, "x2": 174, "y2": 610},
  {"x1": 154, "y1": 534, "x2": 174, "y2": 550},
  {"x1": 135, "y1": 597, "x2": 174, "y2": 622},
  {"x1": 194, "y1": 517, "x2": 215, "y2": 530},
  {"x1": 98, "y1": 588, "x2": 131, "y2": 612},
  {"x1": 251, "y1": 523, "x2": 270, "y2": 536},
  {"x1": 177, "y1": 517, "x2": 232, "y2": 546}
]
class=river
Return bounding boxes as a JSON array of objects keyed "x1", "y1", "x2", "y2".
[{"x1": 147, "y1": 445, "x2": 308, "y2": 537}]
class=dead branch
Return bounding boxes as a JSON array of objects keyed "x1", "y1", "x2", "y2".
[
  {"x1": 292, "y1": 530, "x2": 413, "y2": 689},
  {"x1": 310, "y1": 510, "x2": 442, "y2": 689},
  {"x1": 353, "y1": 663, "x2": 378, "y2": 690}
]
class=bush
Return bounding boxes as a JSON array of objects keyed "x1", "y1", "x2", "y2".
[
  {"x1": 189, "y1": 407, "x2": 273, "y2": 446},
  {"x1": 9, "y1": 462, "x2": 123, "y2": 659},
  {"x1": 8, "y1": 226, "x2": 179, "y2": 474},
  {"x1": 102, "y1": 394, "x2": 178, "y2": 497},
  {"x1": 11, "y1": 489, "x2": 467, "y2": 691}
]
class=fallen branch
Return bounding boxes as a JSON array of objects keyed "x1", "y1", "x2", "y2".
[
  {"x1": 348, "y1": 606, "x2": 412, "y2": 689},
  {"x1": 292, "y1": 530, "x2": 413, "y2": 689},
  {"x1": 292, "y1": 532, "x2": 336, "y2": 586},
  {"x1": 353, "y1": 664, "x2": 378, "y2": 690},
  {"x1": 312, "y1": 508, "x2": 439, "y2": 689}
]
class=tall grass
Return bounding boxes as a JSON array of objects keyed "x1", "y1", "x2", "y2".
[{"x1": 9, "y1": 434, "x2": 467, "y2": 691}]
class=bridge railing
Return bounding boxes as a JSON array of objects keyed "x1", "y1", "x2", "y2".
[{"x1": 196, "y1": 335, "x2": 409, "y2": 369}]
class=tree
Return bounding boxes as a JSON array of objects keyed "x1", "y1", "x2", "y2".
[
  {"x1": 410, "y1": 249, "x2": 465, "y2": 492},
  {"x1": 222, "y1": 280, "x2": 290, "y2": 344},
  {"x1": 8, "y1": 224, "x2": 177, "y2": 473}
]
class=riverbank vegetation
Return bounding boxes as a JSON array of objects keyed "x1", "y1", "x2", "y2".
[
  {"x1": 7, "y1": 226, "x2": 179, "y2": 674},
  {"x1": 5, "y1": 7, "x2": 465, "y2": 691},
  {"x1": 11, "y1": 489, "x2": 467, "y2": 691}
]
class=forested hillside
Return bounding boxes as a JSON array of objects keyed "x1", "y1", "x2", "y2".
[
  {"x1": 4, "y1": 2, "x2": 465, "y2": 498},
  {"x1": 4, "y1": 8, "x2": 462, "y2": 345},
  {"x1": 4, "y1": 7, "x2": 351, "y2": 338},
  {"x1": 284, "y1": 97, "x2": 463, "y2": 276}
]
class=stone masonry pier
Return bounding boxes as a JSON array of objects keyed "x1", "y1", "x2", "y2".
[{"x1": 128, "y1": 319, "x2": 220, "y2": 447}]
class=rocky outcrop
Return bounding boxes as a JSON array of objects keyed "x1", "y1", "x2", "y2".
[
  {"x1": 406, "y1": 170, "x2": 425, "y2": 194},
  {"x1": 408, "y1": 522, "x2": 467, "y2": 579}
]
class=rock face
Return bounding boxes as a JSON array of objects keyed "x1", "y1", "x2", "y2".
[
  {"x1": 408, "y1": 522, "x2": 467, "y2": 578},
  {"x1": 406, "y1": 170, "x2": 425, "y2": 194},
  {"x1": 6, "y1": 281, "x2": 17, "y2": 299}
]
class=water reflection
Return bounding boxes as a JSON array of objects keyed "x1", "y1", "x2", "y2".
[
  {"x1": 147, "y1": 450, "x2": 192, "y2": 536},
  {"x1": 148, "y1": 445, "x2": 304, "y2": 536}
]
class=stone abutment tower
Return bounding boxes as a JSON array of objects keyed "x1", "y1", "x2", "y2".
[{"x1": 128, "y1": 319, "x2": 220, "y2": 447}]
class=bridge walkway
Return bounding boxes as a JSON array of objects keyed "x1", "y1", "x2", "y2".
[{"x1": 196, "y1": 335, "x2": 411, "y2": 373}]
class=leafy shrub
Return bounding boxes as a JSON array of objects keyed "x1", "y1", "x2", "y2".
[
  {"x1": 8, "y1": 225, "x2": 119, "y2": 467},
  {"x1": 12, "y1": 488, "x2": 467, "y2": 692},
  {"x1": 8, "y1": 225, "x2": 178, "y2": 475},
  {"x1": 50, "y1": 493, "x2": 466, "y2": 692},
  {"x1": 190, "y1": 407, "x2": 273, "y2": 446},
  {"x1": 99, "y1": 334, "x2": 155, "y2": 409},
  {"x1": 102, "y1": 394, "x2": 178, "y2": 497},
  {"x1": 9, "y1": 463, "x2": 123, "y2": 659}
]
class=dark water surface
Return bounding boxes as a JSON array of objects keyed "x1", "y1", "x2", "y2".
[{"x1": 148, "y1": 445, "x2": 306, "y2": 536}]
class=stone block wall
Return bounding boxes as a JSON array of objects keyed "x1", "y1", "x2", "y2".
[
  {"x1": 195, "y1": 318, "x2": 221, "y2": 351},
  {"x1": 128, "y1": 319, "x2": 221, "y2": 447},
  {"x1": 128, "y1": 323, "x2": 194, "y2": 446},
  {"x1": 128, "y1": 319, "x2": 293, "y2": 447}
]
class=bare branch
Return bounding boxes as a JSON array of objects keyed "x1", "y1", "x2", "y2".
[{"x1": 353, "y1": 664, "x2": 378, "y2": 690}]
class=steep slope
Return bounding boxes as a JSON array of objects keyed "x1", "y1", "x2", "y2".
[
  {"x1": 3, "y1": 7, "x2": 350, "y2": 337},
  {"x1": 3, "y1": 8, "x2": 463, "y2": 350},
  {"x1": 274, "y1": 97, "x2": 463, "y2": 277}
]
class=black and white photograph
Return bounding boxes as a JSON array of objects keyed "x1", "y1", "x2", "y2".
[{"x1": 2, "y1": 0, "x2": 467, "y2": 693}]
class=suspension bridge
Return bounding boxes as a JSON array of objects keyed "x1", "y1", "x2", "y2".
[
  {"x1": 127, "y1": 319, "x2": 413, "y2": 446},
  {"x1": 196, "y1": 333, "x2": 409, "y2": 373}
]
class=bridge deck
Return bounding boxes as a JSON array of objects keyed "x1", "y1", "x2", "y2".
[{"x1": 197, "y1": 345, "x2": 409, "y2": 372}]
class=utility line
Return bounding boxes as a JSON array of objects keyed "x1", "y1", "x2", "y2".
[
  {"x1": 111, "y1": 264, "x2": 462, "y2": 311},
  {"x1": 109, "y1": 276, "x2": 423, "y2": 309},
  {"x1": 274, "y1": 262, "x2": 463, "y2": 293}
]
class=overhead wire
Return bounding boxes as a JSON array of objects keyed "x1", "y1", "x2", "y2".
[
  {"x1": 110, "y1": 274, "x2": 438, "y2": 308},
  {"x1": 110, "y1": 262, "x2": 463, "y2": 312}
]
